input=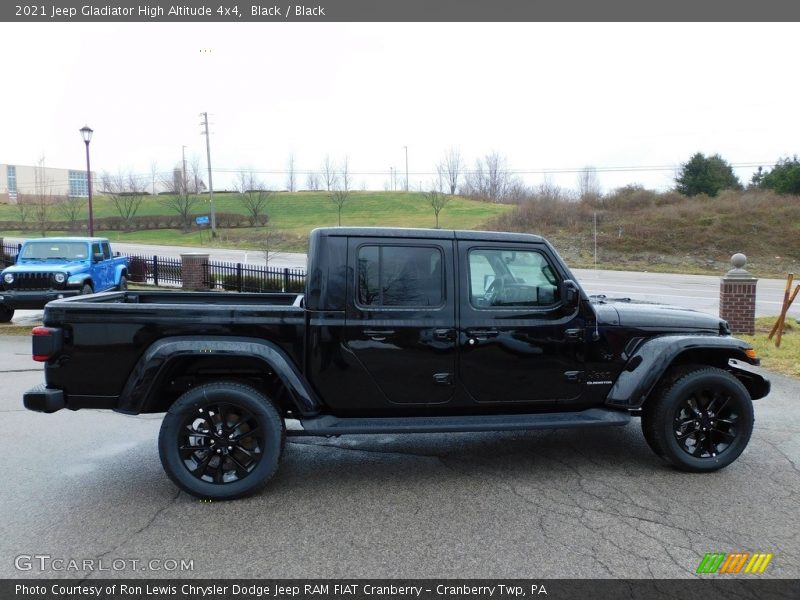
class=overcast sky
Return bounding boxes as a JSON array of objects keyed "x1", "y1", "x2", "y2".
[{"x1": 1, "y1": 22, "x2": 797, "y2": 193}]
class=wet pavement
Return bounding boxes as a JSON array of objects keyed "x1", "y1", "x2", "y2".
[{"x1": 1, "y1": 335, "x2": 798, "y2": 579}]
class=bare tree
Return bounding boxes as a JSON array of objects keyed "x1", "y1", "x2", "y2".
[
  {"x1": 286, "y1": 154, "x2": 296, "y2": 192},
  {"x1": 150, "y1": 161, "x2": 159, "y2": 195},
  {"x1": 424, "y1": 188, "x2": 450, "y2": 229},
  {"x1": 439, "y1": 147, "x2": 463, "y2": 195},
  {"x1": 101, "y1": 170, "x2": 147, "y2": 230},
  {"x1": 32, "y1": 157, "x2": 53, "y2": 237},
  {"x1": 577, "y1": 166, "x2": 602, "y2": 203},
  {"x1": 305, "y1": 171, "x2": 321, "y2": 190},
  {"x1": 463, "y1": 152, "x2": 513, "y2": 202},
  {"x1": 13, "y1": 195, "x2": 34, "y2": 227},
  {"x1": 322, "y1": 154, "x2": 337, "y2": 191},
  {"x1": 188, "y1": 155, "x2": 206, "y2": 193},
  {"x1": 57, "y1": 195, "x2": 87, "y2": 232},
  {"x1": 235, "y1": 170, "x2": 272, "y2": 226},
  {"x1": 261, "y1": 224, "x2": 284, "y2": 268},
  {"x1": 160, "y1": 169, "x2": 198, "y2": 230},
  {"x1": 329, "y1": 157, "x2": 351, "y2": 227},
  {"x1": 339, "y1": 156, "x2": 352, "y2": 193}
]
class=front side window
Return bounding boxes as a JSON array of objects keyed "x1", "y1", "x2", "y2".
[
  {"x1": 468, "y1": 248, "x2": 559, "y2": 308},
  {"x1": 357, "y1": 245, "x2": 443, "y2": 307}
]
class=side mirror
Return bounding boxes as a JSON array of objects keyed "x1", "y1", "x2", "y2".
[
  {"x1": 93, "y1": 252, "x2": 104, "y2": 263},
  {"x1": 483, "y1": 274, "x2": 496, "y2": 292},
  {"x1": 561, "y1": 279, "x2": 580, "y2": 310}
]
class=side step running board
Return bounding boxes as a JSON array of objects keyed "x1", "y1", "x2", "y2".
[{"x1": 296, "y1": 408, "x2": 630, "y2": 436}]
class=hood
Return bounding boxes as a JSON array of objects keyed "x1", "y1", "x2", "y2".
[
  {"x1": 2, "y1": 262, "x2": 78, "y2": 274},
  {"x1": 592, "y1": 297, "x2": 726, "y2": 333}
]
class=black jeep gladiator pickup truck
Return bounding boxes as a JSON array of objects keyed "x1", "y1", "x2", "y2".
[{"x1": 24, "y1": 227, "x2": 770, "y2": 499}]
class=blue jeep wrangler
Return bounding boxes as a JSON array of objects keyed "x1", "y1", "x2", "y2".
[{"x1": 0, "y1": 237, "x2": 129, "y2": 322}]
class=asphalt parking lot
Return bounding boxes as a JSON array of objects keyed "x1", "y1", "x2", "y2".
[{"x1": 1, "y1": 335, "x2": 798, "y2": 580}]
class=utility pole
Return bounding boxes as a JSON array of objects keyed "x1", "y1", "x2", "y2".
[
  {"x1": 404, "y1": 146, "x2": 409, "y2": 192},
  {"x1": 200, "y1": 112, "x2": 217, "y2": 237},
  {"x1": 181, "y1": 145, "x2": 188, "y2": 194}
]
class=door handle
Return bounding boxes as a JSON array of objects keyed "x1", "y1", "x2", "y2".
[
  {"x1": 363, "y1": 329, "x2": 395, "y2": 341},
  {"x1": 433, "y1": 329, "x2": 456, "y2": 341},
  {"x1": 467, "y1": 328, "x2": 499, "y2": 342},
  {"x1": 565, "y1": 328, "x2": 584, "y2": 341}
]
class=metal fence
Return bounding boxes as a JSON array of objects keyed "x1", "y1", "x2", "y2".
[
  {"x1": 207, "y1": 260, "x2": 306, "y2": 293},
  {"x1": 2, "y1": 243, "x2": 307, "y2": 293},
  {"x1": 126, "y1": 254, "x2": 183, "y2": 287},
  {"x1": 1, "y1": 241, "x2": 21, "y2": 268}
]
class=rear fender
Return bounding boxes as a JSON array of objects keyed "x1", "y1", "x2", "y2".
[
  {"x1": 605, "y1": 335, "x2": 768, "y2": 409},
  {"x1": 114, "y1": 263, "x2": 128, "y2": 283},
  {"x1": 117, "y1": 336, "x2": 321, "y2": 416}
]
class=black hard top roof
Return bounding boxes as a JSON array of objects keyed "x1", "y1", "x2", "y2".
[{"x1": 312, "y1": 227, "x2": 545, "y2": 244}]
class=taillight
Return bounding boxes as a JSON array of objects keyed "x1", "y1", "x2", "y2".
[{"x1": 32, "y1": 326, "x2": 63, "y2": 362}]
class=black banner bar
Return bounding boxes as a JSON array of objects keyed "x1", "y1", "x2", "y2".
[
  {"x1": 3, "y1": 580, "x2": 800, "y2": 600},
  {"x1": 3, "y1": 0, "x2": 800, "y2": 22}
]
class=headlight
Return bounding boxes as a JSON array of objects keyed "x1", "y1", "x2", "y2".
[
  {"x1": 3, "y1": 273, "x2": 13, "y2": 284},
  {"x1": 54, "y1": 273, "x2": 66, "y2": 284}
]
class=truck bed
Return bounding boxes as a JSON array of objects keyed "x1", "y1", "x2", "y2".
[{"x1": 40, "y1": 290, "x2": 307, "y2": 402}]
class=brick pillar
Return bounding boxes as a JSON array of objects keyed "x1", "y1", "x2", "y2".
[
  {"x1": 719, "y1": 253, "x2": 757, "y2": 335},
  {"x1": 181, "y1": 253, "x2": 210, "y2": 291}
]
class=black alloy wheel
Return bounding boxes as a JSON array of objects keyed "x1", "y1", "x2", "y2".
[
  {"x1": 673, "y1": 388, "x2": 739, "y2": 459},
  {"x1": 159, "y1": 382, "x2": 284, "y2": 499},
  {"x1": 642, "y1": 366, "x2": 754, "y2": 472},
  {"x1": 178, "y1": 402, "x2": 264, "y2": 484}
]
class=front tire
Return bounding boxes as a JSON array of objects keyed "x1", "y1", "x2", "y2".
[
  {"x1": 158, "y1": 382, "x2": 284, "y2": 500},
  {"x1": 642, "y1": 366, "x2": 754, "y2": 472},
  {"x1": 0, "y1": 304, "x2": 13, "y2": 323},
  {"x1": 80, "y1": 283, "x2": 93, "y2": 295}
]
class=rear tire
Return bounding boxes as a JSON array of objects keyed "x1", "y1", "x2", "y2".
[
  {"x1": 158, "y1": 382, "x2": 284, "y2": 500},
  {"x1": 117, "y1": 275, "x2": 128, "y2": 291},
  {"x1": 0, "y1": 305, "x2": 13, "y2": 323},
  {"x1": 642, "y1": 366, "x2": 753, "y2": 472}
]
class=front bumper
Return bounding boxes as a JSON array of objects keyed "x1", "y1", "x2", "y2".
[
  {"x1": 0, "y1": 289, "x2": 81, "y2": 310},
  {"x1": 24, "y1": 384, "x2": 65, "y2": 413}
]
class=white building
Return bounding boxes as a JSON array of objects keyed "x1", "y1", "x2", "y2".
[{"x1": 0, "y1": 163, "x2": 96, "y2": 204}]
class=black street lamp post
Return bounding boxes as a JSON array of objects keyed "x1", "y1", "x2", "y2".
[{"x1": 80, "y1": 125, "x2": 94, "y2": 236}]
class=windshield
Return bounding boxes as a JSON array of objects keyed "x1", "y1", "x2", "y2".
[{"x1": 20, "y1": 242, "x2": 89, "y2": 261}]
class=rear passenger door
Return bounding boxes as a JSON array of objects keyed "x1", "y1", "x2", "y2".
[{"x1": 344, "y1": 238, "x2": 457, "y2": 405}]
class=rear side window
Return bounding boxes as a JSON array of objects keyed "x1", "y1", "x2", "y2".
[{"x1": 357, "y1": 245, "x2": 443, "y2": 307}]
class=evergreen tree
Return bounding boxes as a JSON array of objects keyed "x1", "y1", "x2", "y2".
[{"x1": 675, "y1": 152, "x2": 741, "y2": 197}]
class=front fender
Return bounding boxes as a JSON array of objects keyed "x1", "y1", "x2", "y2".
[
  {"x1": 605, "y1": 335, "x2": 768, "y2": 408},
  {"x1": 116, "y1": 336, "x2": 321, "y2": 416},
  {"x1": 67, "y1": 272, "x2": 92, "y2": 287}
]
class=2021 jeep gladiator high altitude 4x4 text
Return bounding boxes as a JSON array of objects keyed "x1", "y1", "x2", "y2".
[{"x1": 24, "y1": 228, "x2": 770, "y2": 499}]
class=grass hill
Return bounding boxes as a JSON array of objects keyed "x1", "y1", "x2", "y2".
[{"x1": 1, "y1": 188, "x2": 798, "y2": 277}]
